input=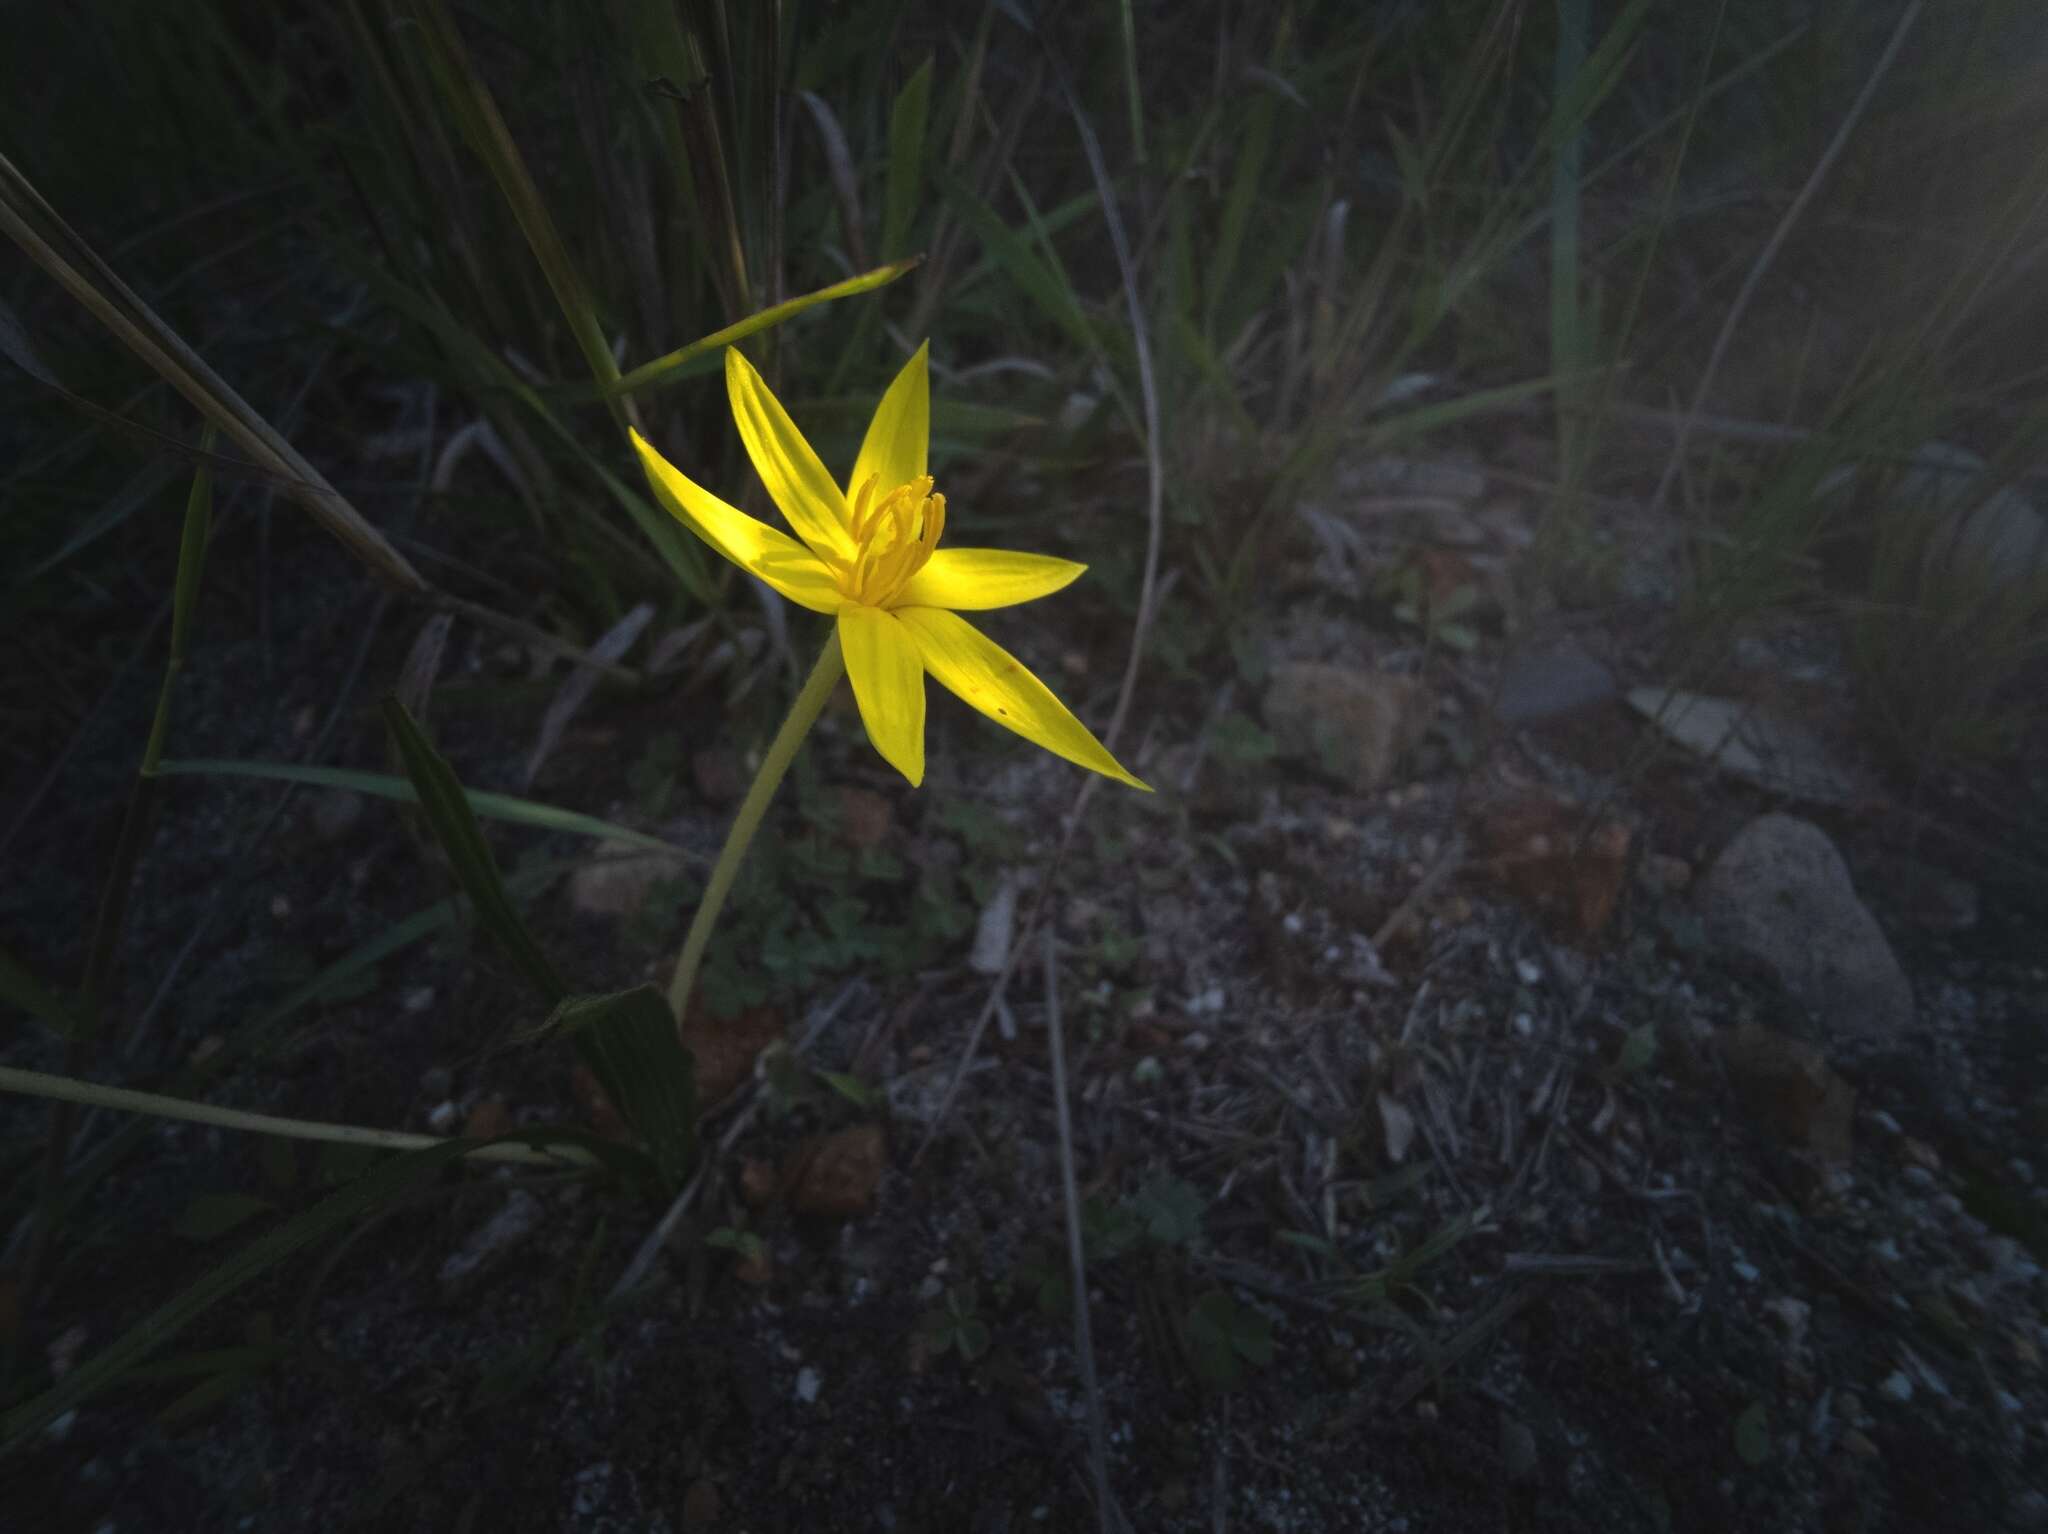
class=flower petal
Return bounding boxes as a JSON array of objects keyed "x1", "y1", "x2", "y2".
[
  {"x1": 848, "y1": 340, "x2": 929, "y2": 502},
  {"x1": 896, "y1": 607, "x2": 1149, "y2": 790},
  {"x1": 724, "y1": 348, "x2": 854, "y2": 561},
  {"x1": 629, "y1": 429, "x2": 843, "y2": 614},
  {"x1": 896, "y1": 548, "x2": 1086, "y2": 611},
  {"x1": 838, "y1": 604, "x2": 926, "y2": 787}
]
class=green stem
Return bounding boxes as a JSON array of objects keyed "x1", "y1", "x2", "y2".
[
  {"x1": 667, "y1": 629, "x2": 845, "y2": 1016},
  {"x1": 0, "y1": 1066, "x2": 590, "y2": 1167}
]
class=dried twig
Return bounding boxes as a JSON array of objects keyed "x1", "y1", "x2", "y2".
[{"x1": 1044, "y1": 931, "x2": 1118, "y2": 1534}]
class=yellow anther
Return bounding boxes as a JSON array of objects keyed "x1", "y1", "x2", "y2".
[{"x1": 839, "y1": 475, "x2": 946, "y2": 606}]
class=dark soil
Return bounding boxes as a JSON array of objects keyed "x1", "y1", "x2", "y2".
[{"x1": 6, "y1": 463, "x2": 2048, "y2": 1534}]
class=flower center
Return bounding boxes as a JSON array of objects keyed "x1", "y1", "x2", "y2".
[{"x1": 832, "y1": 473, "x2": 946, "y2": 606}]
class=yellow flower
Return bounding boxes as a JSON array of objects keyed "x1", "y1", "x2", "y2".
[{"x1": 629, "y1": 343, "x2": 1148, "y2": 791}]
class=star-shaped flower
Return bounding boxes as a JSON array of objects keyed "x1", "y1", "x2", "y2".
[{"x1": 629, "y1": 344, "x2": 1147, "y2": 790}]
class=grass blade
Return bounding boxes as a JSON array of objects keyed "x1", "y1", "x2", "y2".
[
  {"x1": 0, "y1": 1127, "x2": 628, "y2": 1448},
  {"x1": 156, "y1": 759, "x2": 682, "y2": 854},
  {"x1": 0, "y1": 153, "x2": 428, "y2": 594},
  {"x1": 406, "y1": 0, "x2": 632, "y2": 426},
  {"x1": 883, "y1": 57, "x2": 934, "y2": 261},
  {"x1": 380, "y1": 700, "x2": 568, "y2": 1002},
  {"x1": 601, "y1": 257, "x2": 922, "y2": 401},
  {"x1": 533, "y1": 986, "x2": 698, "y2": 1186}
]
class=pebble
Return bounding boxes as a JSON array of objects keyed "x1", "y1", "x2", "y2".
[
  {"x1": 438, "y1": 1190, "x2": 543, "y2": 1298},
  {"x1": 794, "y1": 1366, "x2": 822, "y2": 1404},
  {"x1": 1877, "y1": 1370, "x2": 1914, "y2": 1403}
]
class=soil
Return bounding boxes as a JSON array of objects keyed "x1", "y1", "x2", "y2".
[{"x1": 7, "y1": 453, "x2": 2048, "y2": 1534}]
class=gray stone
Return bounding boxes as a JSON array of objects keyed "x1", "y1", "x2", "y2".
[
  {"x1": 1628, "y1": 688, "x2": 1869, "y2": 806},
  {"x1": 1698, "y1": 815, "x2": 1914, "y2": 1039},
  {"x1": 438, "y1": 1189, "x2": 543, "y2": 1298},
  {"x1": 1262, "y1": 663, "x2": 1430, "y2": 793},
  {"x1": 567, "y1": 847, "x2": 689, "y2": 917},
  {"x1": 1495, "y1": 635, "x2": 1616, "y2": 724}
]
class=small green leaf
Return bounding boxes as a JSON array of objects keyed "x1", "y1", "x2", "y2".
[
  {"x1": 816, "y1": 1070, "x2": 876, "y2": 1109},
  {"x1": 174, "y1": 1193, "x2": 275, "y2": 1242},
  {"x1": 1130, "y1": 1177, "x2": 1205, "y2": 1247},
  {"x1": 1613, "y1": 1021, "x2": 1660, "y2": 1079},
  {"x1": 1184, "y1": 1289, "x2": 1272, "y2": 1387},
  {"x1": 955, "y1": 1318, "x2": 991, "y2": 1361}
]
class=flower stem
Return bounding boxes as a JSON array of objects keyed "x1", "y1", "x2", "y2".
[{"x1": 667, "y1": 629, "x2": 846, "y2": 1017}]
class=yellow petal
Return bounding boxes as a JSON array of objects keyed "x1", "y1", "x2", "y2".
[
  {"x1": 629, "y1": 429, "x2": 843, "y2": 614},
  {"x1": 848, "y1": 340, "x2": 929, "y2": 502},
  {"x1": 896, "y1": 608, "x2": 1149, "y2": 790},
  {"x1": 838, "y1": 604, "x2": 926, "y2": 787},
  {"x1": 896, "y1": 548, "x2": 1086, "y2": 611},
  {"x1": 724, "y1": 348, "x2": 854, "y2": 561}
]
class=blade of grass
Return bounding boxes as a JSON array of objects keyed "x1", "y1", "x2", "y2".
[
  {"x1": 600, "y1": 256, "x2": 921, "y2": 401},
  {"x1": 406, "y1": 0, "x2": 637, "y2": 431},
  {"x1": 155, "y1": 759, "x2": 684, "y2": 854},
  {"x1": 883, "y1": 56, "x2": 933, "y2": 261},
  {"x1": 49, "y1": 864, "x2": 573, "y2": 1232},
  {"x1": 0, "y1": 1127, "x2": 633, "y2": 1449},
  {"x1": 0, "y1": 1066, "x2": 601, "y2": 1169},
  {"x1": 531, "y1": 986, "x2": 697, "y2": 1185},
  {"x1": 382, "y1": 699, "x2": 568, "y2": 1002},
  {"x1": 0, "y1": 153, "x2": 428, "y2": 594},
  {"x1": 1550, "y1": 0, "x2": 1590, "y2": 465}
]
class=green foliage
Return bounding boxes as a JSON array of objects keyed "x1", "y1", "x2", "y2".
[
  {"x1": 917, "y1": 1283, "x2": 991, "y2": 1364},
  {"x1": 1182, "y1": 1289, "x2": 1275, "y2": 1389}
]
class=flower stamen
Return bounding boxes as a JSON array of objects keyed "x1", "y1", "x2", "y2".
[{"x1": 839, "y1": 472, "x2": 945, "y2": 606}]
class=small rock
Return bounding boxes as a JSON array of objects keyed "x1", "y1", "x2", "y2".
[
  {"x1": 794, "y1": 1365, "x2": 822, "y2": 1404},
  {"x1": 1474, "y1": 792, "x2": 1631, "y2": 941},
  {"x1": 427, "y1": 1099, "x2": 459, "y2": 1134},
  {"x1": 1877, "y1": 1369, "x2": 1913, "y2": 1404},
  {"x1": 1627, "y1": 689, "x2": 1869, "y2": 805},
  {"x1": 1637, "y1": 853, "x2": 1692, "y2": 896},
  {"x1": 1494, "y1": 634, "x2": 1617, "y2": 724},
  {"x1": 1698, "y1": 815, "x2": 1914, "y2": 1039},
  {"x1": 832, "y1": 786, "x2": 893, "y2": 851},
  {"x1": 1720, "y1": 1023, "x2": 1856, "y2": 1164},
  {"x1": 969, "y1": 872, "x2": 1019, "y2": 976},
  {"x1": 568, "y1": 847, "x2": 689, "y2": 918},
  {"x1": 1763, "y1": 1296, "x2": 1811, "y2": 1350},
  {"x1": 682, "y1": 1003, "x2": 784, "y2": 1107},
  {"x1": 439, "y1": 1190, "x2": 543, "y2": 1298},
  {"x1": 1839, "y1": 1427, "x2": 1880, "y2": 1460},
  {"x1": 463, "y1": 1096, "x2": 510, "y2": 1139},
  {"x1": 1263, "y1": 663, "x2": 1430, "y2": 793},
  {"x1": 784, "y1": 1124, "x2": 886, "y2": 1218},
  {"x1": 311, "y1": 789, "x2": 366, "y2": 842},
  {"x1": 1353, "y1": 454, "x2": 1489, "y2": 503}
]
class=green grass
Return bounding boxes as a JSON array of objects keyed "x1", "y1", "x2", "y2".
[{"x1": 6, "y1": 0, "x2": 2048, "y2": 1468}]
